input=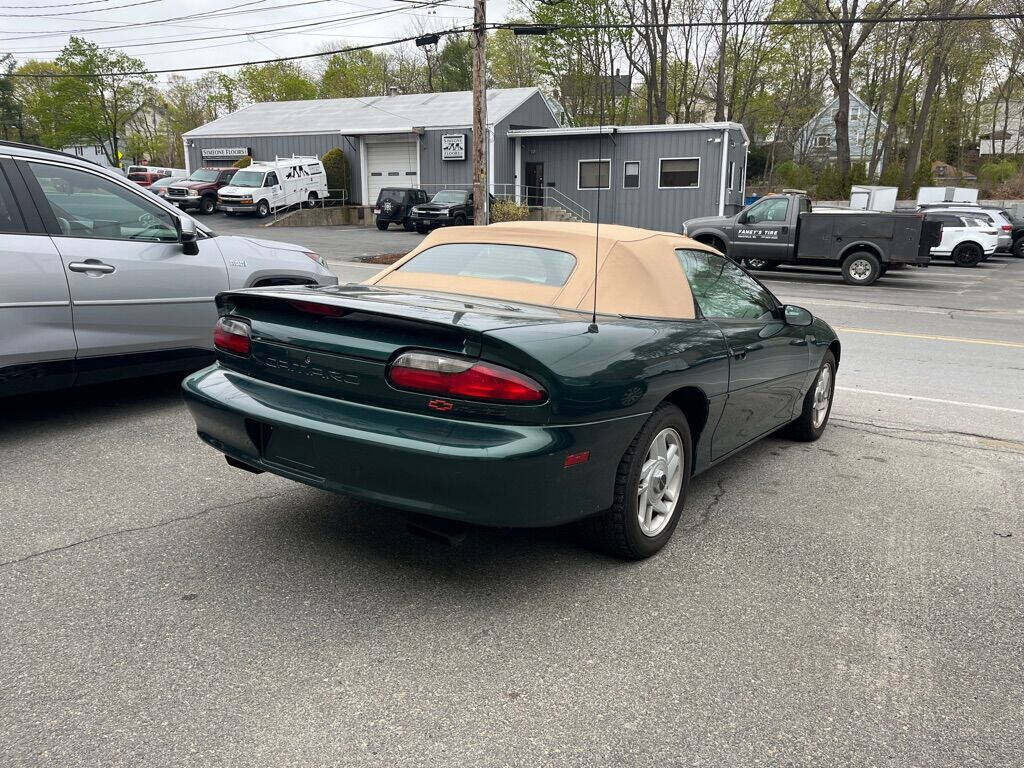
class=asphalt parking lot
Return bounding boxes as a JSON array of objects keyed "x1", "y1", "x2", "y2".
[{"x1": 2, "y1": 234, "x2": 1022, "y2": 766}]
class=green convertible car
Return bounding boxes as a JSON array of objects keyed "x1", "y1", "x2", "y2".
[{"x1": 183, "y1": 221, "x2": 840, "y2": 559}]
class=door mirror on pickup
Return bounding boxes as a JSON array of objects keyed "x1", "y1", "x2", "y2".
[
  {"x1": 782, "y1": 304, "x2": 813, "y2": 326},
  {"x1": 736, "y1": 212, "x2": 747, "y2": 224},
  {"x1": 177, "y1": 215, "x2": 200, "y2": 256}
]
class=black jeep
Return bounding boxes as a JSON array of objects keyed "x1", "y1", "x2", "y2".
[{"x1": 374, "y1": 187, "x2": 428, "y2": 231}]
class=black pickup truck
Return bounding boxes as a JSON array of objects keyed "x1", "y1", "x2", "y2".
[{"x1": 684, "y1": 191, "x2": 940, "y2": 285}]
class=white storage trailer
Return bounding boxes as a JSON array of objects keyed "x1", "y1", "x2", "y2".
[
  {"x1": 917, "y1": 186, "x2": 979, "y2": 205},
  {"x1": 850, "y1": 185, "x2": 898, "y2": 212}
]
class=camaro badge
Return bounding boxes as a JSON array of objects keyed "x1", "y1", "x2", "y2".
[{"x1": 428, "y1": 399, "x2": 454, "y2": 412}]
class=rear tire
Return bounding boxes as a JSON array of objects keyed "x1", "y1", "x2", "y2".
[
  {"x1": 199, "y1": 196, "x2": 216, "y2": 215},
  {"x1": 744, "y1": 257, "x2": 778, "y2": 270},
  {"x1": 781, "y1": 351, "x2": 836, "y2": 442},
  {"x1": 1012, "y1": 237, "x2": 1024, "y2": 259},
  {"x1": 841, "y1": 251, "x2": 881, "y2": 285},
  {"x1": 376, "y1": 219, "x2": 389, "y2": 231},
  {"x1": 305, "y1": 192, "x2": 317, "y2": 209},
  {"x1": 952, "y1": 242, "x2": 983, "y2": 267},
  {"x1": 590, "y1": 404, "x2": 691, "y2": 560},
  {"x1": 255, "y1": 200, "x2": 270, "y2": 219}
]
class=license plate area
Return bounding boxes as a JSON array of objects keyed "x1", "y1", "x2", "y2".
[{"x1": 247, "y1": 419, "x2": 325, "y2": 481}]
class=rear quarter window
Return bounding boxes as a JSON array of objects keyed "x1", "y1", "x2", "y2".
[{"x1": 397, "y1": 243, "x2": 577, "y2": 286}]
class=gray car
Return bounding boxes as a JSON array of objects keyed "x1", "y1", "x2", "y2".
[{"x1": 0, "y1": 141, "x2": 337, "y2": 396}]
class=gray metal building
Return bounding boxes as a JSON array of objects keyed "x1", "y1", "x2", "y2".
[{"x1": 182, "y1": 87, "x2": 747, "y2": 233}]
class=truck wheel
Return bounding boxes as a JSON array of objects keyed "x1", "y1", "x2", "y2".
[
  {"x1": 841, "y1": 251, "x2": 881, "y2": 285},
  {"x1": 255, "y1": 200, "x2": 270, "y2": 219},
  {"x1": 305, "y1": 192, "x2": 318, "y2": 209},
  {"x1": 403, "y1": 218, "x2": 416, "y2": 231},
  {"x1": 199, "y1": 196, "x2": 216, "y2": 215},
  {"x1": 1013, "y1": 237, "x2": 1024, "y2": 259},
  {"x1": 415, "y1": 224, "x2": 429, "y2": 235},
  {"x1": 744, "y1": 258, "x2": 778, "y2": 270},
  {"x1": 376, "y1": 219, "x2": 389, "y2": 231},
  {"x1": 952, "y1": 243, "x2": 983, "y2": 267},
  {"x1": 453, "y1": 214, "x2": 467, "y2": 226}
]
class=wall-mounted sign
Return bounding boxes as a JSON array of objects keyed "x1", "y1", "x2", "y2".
[
  {"x1": 440, "y1": 134, "x2": 466, "y2": 161},
  {"x1": 200, "y1": 147, "x2": 249, "y2": 159}
]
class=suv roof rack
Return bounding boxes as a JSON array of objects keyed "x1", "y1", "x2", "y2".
[{"x1": 781, "y1": 188, "x2": 808, "y2": 195}]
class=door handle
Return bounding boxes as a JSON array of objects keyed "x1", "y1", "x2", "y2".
[
  {"x1": 68, "y1": 260, "x2": 115, "y2": 274},
  {"x1": 780, "y1": 226, "x2": 789, "y2": 234}
]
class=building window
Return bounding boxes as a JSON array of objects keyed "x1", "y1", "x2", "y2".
[
  {"x1": 658, "y1": 157, "x2": 699, "y2": 188},
  {"x1": 728, "y1": 161, "x2": 735, "y2": 190},
  {"x1": 623, "y1": 161, "x2": 640, "y2": 189},
  {"x1": 850, "y1": 106, "x2": 862, "y2": 121},
  {"x1": 578, "y1": 159, "x2": 610, "y2": 190},
  {"x1": 814, "y1": 134, "x2": 831, "y2": 148}
]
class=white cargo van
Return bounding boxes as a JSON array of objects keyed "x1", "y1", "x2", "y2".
[{"x1": 217, "y1": 157, "x2": 329, "y2": 218}]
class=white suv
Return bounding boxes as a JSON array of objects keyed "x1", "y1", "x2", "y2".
[
  {"x1": 0, "y1": 141, "x2": 337, "y2": 396},
  {"x1": 918, "y1": 203, "x2": 1012, "y2": 253},
  {"x1": 922, "y1": 211, "x2": 1000, "y2": 267}
]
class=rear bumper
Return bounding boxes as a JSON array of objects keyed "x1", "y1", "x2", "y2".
[{"x1": 182, "y1": 365, "x2": 643, "y2": 527}]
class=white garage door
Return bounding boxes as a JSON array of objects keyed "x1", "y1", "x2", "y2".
[{"x1": 366, "y1": 141, "x2": 418, "y2": 202}]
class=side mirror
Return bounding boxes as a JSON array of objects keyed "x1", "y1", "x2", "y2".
[
  {"x1": 783, "y1": 304, "x2": 813, "y2": 326},
  {"x1": 737, "y1": 212, "x2": 748, "y2": 224},
  {"x1": 178, "y1": 216, "x2": 199, "y2": 255}
]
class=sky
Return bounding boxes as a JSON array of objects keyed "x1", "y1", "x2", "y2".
[{"x1": 1, "y1": 0, "x2": 514, "y2": 84}]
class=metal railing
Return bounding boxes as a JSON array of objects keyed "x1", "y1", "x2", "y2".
[
  {"x1": 416, "y1": 182, "x2": 591, "y2": 223},
  {"x1": 269, "y1": 187, "x2": 349, "y2": 223}
]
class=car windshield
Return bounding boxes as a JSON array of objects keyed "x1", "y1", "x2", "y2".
[
  {"x1": 230, "y1": 170, "x2": 265, "y2": 188},
  {"x1": 189, "y1": 169, "x2": 220, "y2": 183},
  {"x1": 430, "y1": 190, "x2": 469, "y2": 205},
  {"x1": 397, "y1": 243, "x2": 576, "y2": 286}
]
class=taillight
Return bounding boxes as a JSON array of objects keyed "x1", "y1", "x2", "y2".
[
  {"x1": 213, "y1": 316, "x2": 251, "y2": 356},
  {"x1": 1001, "y1": 225, "x2": 1012, "y2": 231},
  {"x1": 388, "y1": 351, "x2": 546, "y2": 403}
]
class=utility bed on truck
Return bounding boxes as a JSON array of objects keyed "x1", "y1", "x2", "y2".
[{"x1": 684, "y1": 191, "x2": 941, "y2": 285}]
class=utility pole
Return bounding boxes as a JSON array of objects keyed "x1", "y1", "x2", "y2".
[
  {"x1": 715, "y1": 0, "x2": 727, "y2": 121},
  {"x1": 472, "y1": 0, "x2": 488, "y2": 223}
]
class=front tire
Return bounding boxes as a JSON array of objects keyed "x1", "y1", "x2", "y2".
[
  {"x1": 782, "y1": 351, "x2": 836, "y2": 442},
  {"x1": 199, "y1": 196, "x2": 216, "y2": 215},
  {"x1": 841, "y1": 251, "x2": 881, "y2": 285},
  {"x1": 952, "y1": 242, "x2": 983, "y2": 267},
  {"x1": 590, "y1": 404, "x2": 691, "y2": 560},
  {"x1": 255, "y1": 199, "x2": 270, "y2": 219},
  {"x1": 453, "y1": 214, "x2": 467, "y2": 226},
  {"x1": 415, "y1": 224, "x2": 429, "y2": 234}
]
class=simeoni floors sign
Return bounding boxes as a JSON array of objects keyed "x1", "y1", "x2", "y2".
[
  {"x1": 441, "y1": 134, "x2": 466, "y2": 161},
  {"x1": 200, "y1": 147, "x2": 250, "y2": 159}
]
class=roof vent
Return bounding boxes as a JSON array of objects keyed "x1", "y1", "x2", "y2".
[{"x1": 387, "y1": 86, "x2": 400, "y2": 97}]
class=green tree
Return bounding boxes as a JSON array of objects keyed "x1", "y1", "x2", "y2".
[
  {"x1": 11, "y1": 60, "x2": 71, "y2": 148},
  {"x1": 54, "y1": 37, "x2": 154, "y2": 165},
  {"x1": 237, "y1": 62, "x2": 316, "y2": 103},
  {"x1": 488, "y1": 22, "x2": 540, "y2": 88},
  {"x1": 435, "y1": 35, "x2": 473, "y2": 92},
  {"x1": 319, "y1": 48, "x2": 391, "y2": 97},
  {"x1": 321, "y1": 147, "x2": 350, "y2": 200}
]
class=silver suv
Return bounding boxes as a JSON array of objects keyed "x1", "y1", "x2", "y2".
[{"x1": 0, "y1": 141, "x2": 337, "y2": 396}]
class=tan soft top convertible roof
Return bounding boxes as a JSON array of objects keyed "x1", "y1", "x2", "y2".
[{"x1": 367, "y1": 221, "x2": 719, "y2": 320}]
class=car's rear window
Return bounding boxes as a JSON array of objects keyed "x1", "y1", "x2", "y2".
[{"x1": 397, "y1": 243, "x2": 577, "y2": 286}]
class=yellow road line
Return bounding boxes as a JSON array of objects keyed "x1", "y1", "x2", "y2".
[{"x1": 834, "y1": 326, "x2": 1024, "y2": 349}]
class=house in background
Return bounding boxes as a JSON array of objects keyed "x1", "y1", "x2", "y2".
[
  {"x1": 931, "y1": 160, "x2": 977, "y2": 185},
  {"x1": 978, "y1": 100, "x2": 1024, "y2": 155},
  {"x1": 793, "y1": 91, "x2": 887, "y2": 170},
  {"x1": 60, "y1": 142, "x2": 115, "y2": 168}
]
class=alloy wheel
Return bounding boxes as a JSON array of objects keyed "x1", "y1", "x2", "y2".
[
  {"x1": 812, "y1": 363, "x2": 833, "y2": 428},
  {"x1": 637, "y1": 427, "x2": 684, "y2": 537}
]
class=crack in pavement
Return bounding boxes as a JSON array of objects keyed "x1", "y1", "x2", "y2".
[
  {"x1": 832, "y1": 418, "x2": 1024, "y2": 456},
  {"x1": 0, "y1": 489, "x2": 296, "y2": 569}
]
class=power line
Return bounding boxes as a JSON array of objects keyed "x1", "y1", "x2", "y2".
[
  {"x1": 6, "y1": 12, "x2": 1019, "y2": 78},
  {"x1": 0, "y1": 0, "x2": 162, "y2": 17},
  {"x1": 4, "y1": 2, "x2": 453, "y2": 54},
  {"x1": 0, "y1": 0, "x2": 153, "y2": 7}
]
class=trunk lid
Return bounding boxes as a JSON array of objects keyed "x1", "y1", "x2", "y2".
[{"x1": 215, "y1": 284, "x2": 577, "y2": 420}]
